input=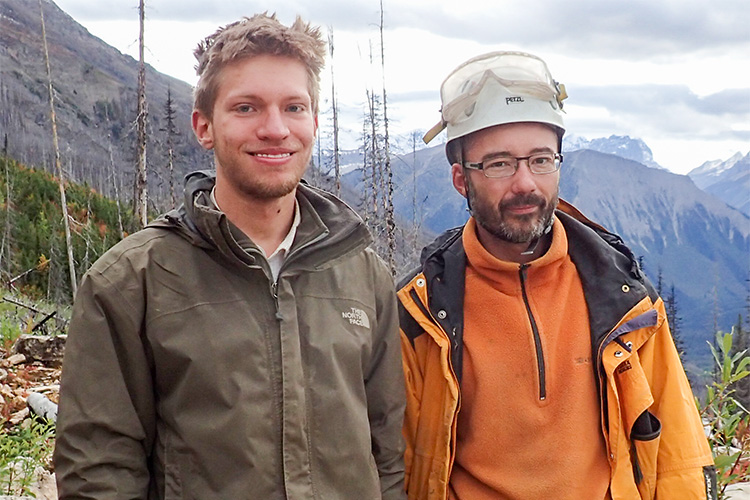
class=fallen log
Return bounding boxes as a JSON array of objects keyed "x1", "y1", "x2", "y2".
[{"x1": 26, "y1": 392, "x2": 57, "y2": 424}]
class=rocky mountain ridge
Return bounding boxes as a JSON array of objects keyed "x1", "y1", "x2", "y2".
[
  {"x1": 564, "y1": 134, "x2": 665, "y2": 170},
  {"x1": 688, "y1": 152, "x2": 750, "y2": 216}
]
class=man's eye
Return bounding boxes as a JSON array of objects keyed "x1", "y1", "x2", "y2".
[
  {"x1": 287, "y1": 104, "x2": 305, "y2": 112},
  {"x1": 236, "y1": 105, "x2": 254, "y2": 113},
  {"x1": 487, "y1": 160, "x2": 511, "y2": 169},
  {"x1": 532, "y1": 156, "x2": 552, "y2": 165}
]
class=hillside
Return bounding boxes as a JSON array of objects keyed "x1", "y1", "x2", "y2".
[
  {"x1": 0, "y1": 0, "x2": 209, "y2": 201},
  {"x1": 0, "y1": 155, "x2": 133, "y2": 301}
]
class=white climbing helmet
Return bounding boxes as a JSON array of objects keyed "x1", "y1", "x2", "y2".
[{"x1": 423, "y1": 51, "x2": 567, "y2": 144}]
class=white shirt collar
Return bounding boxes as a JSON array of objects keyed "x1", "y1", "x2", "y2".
[{"x1": 210, "y1": 186, "x2": 300, "y2": 280}]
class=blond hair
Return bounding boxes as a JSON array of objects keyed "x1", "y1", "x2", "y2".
[{"x1": 193, "y1": 13, "x2": 326, "y2": 118}]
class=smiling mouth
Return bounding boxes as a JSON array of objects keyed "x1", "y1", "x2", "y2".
[{"x1": 251, "y1": 152, "x2": 293, "y2": 158}]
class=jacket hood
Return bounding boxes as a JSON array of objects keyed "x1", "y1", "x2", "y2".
[{"x1": 149, "y1": 170, "x2": 373, "y2": 271}]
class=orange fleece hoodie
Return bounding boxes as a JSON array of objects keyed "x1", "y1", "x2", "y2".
[{"x1": 449, "y1": 216, "x2": 611, "y2": 500}]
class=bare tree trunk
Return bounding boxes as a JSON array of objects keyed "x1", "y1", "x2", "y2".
[
  {"x1": 83, "y1": 193, "x2": 92, "y2": 271},
  {"x1": 367, "y1": 89, "x2": 380, "y2": 221},
  {"x1": 314, "y1": 133, "x2": 322, "y2": 188},
  {"x1": 1, "y1": 157, "x2": 11, "y2": 274},
  {"x1": 328, "y1": 28, "x2": 341, "y2": 197},
  {"x1": 163, "y1": 86, "x2": 177, "y2": 209},
  {"x1": 360, "y1": 116, "x2": 371, "y2": 224},
  {"x1": 411, "y1": 131, "x2": 420, "y2": 254},
  {"x1": 134, "y1": 0, "x2": 148, "y2": 227},
  {"x1": 379, "y1": 0, "x2": 396, "y2": 275},
  {"x1": 39, "y1": 0, "x2": 77, "y2": 298},
  {"x1": 104, "y1": 109, "x2": 125, "y2": 238}
]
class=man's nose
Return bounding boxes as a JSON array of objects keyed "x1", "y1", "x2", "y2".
[{"x1": 257, "y1": 108, "x2": 290, "y2": 140}]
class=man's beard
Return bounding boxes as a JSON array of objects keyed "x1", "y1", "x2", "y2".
[
  {"x1": 467, "y1": 181, "x2": 558, "y2": 244},
  {"x1": 236, "y1": 174, "x2": 301, "y2": 200}
]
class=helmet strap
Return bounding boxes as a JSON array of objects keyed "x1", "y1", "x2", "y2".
[{"x1": 520, "y1": 216, "x2": 554, "y2": 256}]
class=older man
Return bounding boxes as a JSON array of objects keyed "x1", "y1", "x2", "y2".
[{"x1": 398, "y1": 51, "x2": 715, "y2": 500}]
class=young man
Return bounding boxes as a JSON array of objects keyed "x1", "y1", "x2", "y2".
[
  {"x1": 398, "y1": 51, "x2": 715, "y2": 499},
  {"x1": 54, "y1": 14, "x2": 405, "y2": 499}
]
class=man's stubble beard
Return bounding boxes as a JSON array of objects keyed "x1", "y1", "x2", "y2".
[
  {"x1": 215, "y1": 146, "x2": 311, "y2": 200},
  {"x1": 466, "y1": 176, "x2": 558, "y2": 244}
]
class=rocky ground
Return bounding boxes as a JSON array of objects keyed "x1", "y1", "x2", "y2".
[{"x1": 1, "y1": 335, "x2": 62, "y2": 499}]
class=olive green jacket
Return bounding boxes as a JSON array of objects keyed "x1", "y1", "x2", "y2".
[{"x1": 54, "y1": 171, "x2": 406, "y2": 500}]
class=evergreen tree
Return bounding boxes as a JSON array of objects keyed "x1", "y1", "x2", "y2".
[
  {"x1": 161, "y1": 87, "x2": 178, "y2": 209},
  {"x1": 730, "y1": 314, "x2": 750, "y2": 409},
  {"x1": 665, "y1": 284, "x2": 685, "y2": 360},
  {"x1": 0, "y1": 157, "x2": 133, "y2": 302},
  {"x1": 656, "y1": 266, "x2": 664, "y2": 296}
]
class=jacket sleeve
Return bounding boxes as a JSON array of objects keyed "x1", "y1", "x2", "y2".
[
  {"x1": 638, "y1": 299, "x2": 717, "y2": 500},
  {"x1": 54, "y1": 266, "x2": 156, "y2": 499},
  {"x1": 365, "y1": 257, "x2": 407, "y2": 500}
]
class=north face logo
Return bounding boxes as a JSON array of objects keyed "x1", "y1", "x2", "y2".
[{"x1": 342, "y1": 307, "x2": 370, "y2": 328}]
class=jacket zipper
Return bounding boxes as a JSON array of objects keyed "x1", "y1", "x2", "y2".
[
  {"x1": 268, "y1": 227, "x2": 328, "y2": 316},
  {"x1": 271, "y1": 281, "x2": 281, "y2": 317},
  {"x1": 519, "y1": 264, "x2": 546, "y2": 401}
]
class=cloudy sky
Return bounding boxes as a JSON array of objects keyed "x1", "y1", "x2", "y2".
[{"x1": 53, "y1": 0, "x2": 750, "y2": 174}]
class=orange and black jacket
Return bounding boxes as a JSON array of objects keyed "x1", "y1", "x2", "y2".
[{"x1": 397, "y1": 200, "x2": 716, "y2": 500}]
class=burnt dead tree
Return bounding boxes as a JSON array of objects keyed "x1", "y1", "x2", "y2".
[
  {"x1": 162, "y1": 87, "x2": 177, "y2": 209},
  {"x1": 39, "y1": 0, "x2": 77, "y2": 298},
  {"x1": 378, "y1": 0, "x2": 396, "y2": 276},
  {"x1": 134, "y1": 0, "x2": 149, "y2": 227},
  {"x1": 328, "y1": 28, "x2": 341, "y2": 197}
]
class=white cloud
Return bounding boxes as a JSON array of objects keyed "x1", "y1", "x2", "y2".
[{"x1": 53, "y1": 0, "x2": 750, "y2": 174}]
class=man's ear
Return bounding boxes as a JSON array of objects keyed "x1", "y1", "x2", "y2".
[
  {"x1": 192, "y1": 110, "x2": 214, "y2": 150},
  {"x1": 451, "y1": 162, "x2": 468, "y2": 198}
]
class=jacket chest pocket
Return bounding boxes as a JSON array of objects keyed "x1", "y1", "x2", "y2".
[
  {"x1": 631, "y1": 410, "x2": 661, "y2": 499},
  {"x1": 614, "y1": 348, "x2": 661, "y2": 499}
]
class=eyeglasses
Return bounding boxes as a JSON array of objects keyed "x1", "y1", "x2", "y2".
[{"x1": 464, "y1": 153, "x2": 563, "y2": 178}]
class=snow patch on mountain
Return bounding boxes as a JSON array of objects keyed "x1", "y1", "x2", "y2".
[
  {"x1": 688, "y1": 151, "x2": 750, "y2": 216},
  {"x1": 688, "y1": 152, "x2": 747, "y2": 187},
  {"x1": 564, "y1": 134, "x2": 665, "y2": 170}
]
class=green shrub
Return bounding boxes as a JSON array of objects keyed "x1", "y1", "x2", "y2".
[
  {"x1": 698, "y1": 327, "x2": 750, "y2": 498},
  {"x1": 0, "y1": 419, "x2": 55, "y2": 496},
  {"x1": 0, "y1": 314, "x2": 23, "y2": 349}
]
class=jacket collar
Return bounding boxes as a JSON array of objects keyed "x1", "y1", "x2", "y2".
[
  {"x1": 407, "y1": 199, "x2": 657, "y2": 356},
  {"x1": 150, "y1": 171, "x2": 373, "y2": 273}
]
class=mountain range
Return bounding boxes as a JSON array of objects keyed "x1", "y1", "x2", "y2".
[{"x1": 1, "y1": 0, "x2": 748, "y2": 367}]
